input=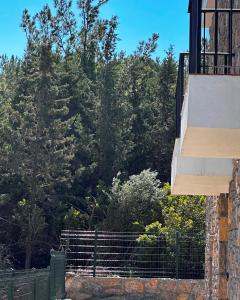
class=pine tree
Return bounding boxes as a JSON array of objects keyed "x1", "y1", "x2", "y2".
[
  {"x1": 1, "y1": 43, "x2": 76, "y2": 268},
  {"x1": 97, "y1": 16, "x2": 119, "y2": 184},
  {"x1": 150, "y1": 47, "x2": 177, "y2": 182}
]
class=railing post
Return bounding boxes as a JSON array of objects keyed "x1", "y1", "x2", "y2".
[
  {"x1": 93, "y1": 229, "x2": 98, "y2": 278},
  {"x1": 189, "y1": 0, "x2": 202, "y2": 74},
  {"x1": 176, "y1": 53, "x2": 186, "y2": 138},
  {"x1": 175, "y1": 231, "x2": 180, "y2": 279},
  {"x1": 229, "y1": 0, "x2": 233, "y2": 67},
  {"x1": 224, "y1": 54, "x2": 228, "y2": 75}
]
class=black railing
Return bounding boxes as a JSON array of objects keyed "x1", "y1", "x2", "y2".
[
  {"x1": 176, "y1": 53, "x2": 189, "y2": 138},
  {"x1": 176, "y1": 0, "x2": 240, "y2": 137},
  {"x1": 61, "y1": 230, "x2": 205, "y2": 279},
  {"x1": 189, "y1": 0, "x2": 240, "y2": 74}
]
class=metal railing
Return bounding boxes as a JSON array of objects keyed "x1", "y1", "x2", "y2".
[
  {"x1": 189, "y1": 0, "x2": 240, "y2": 74},
  {"x1": 176, "y1": 53, "x2": 189, "y2": 138},
  {"x1": 61, "y1": 230, "x2": 205, "y2": 279},
  {"x1": 0, "y1": 250, "x2": 66, "y2": 300},
  {"x1": 176, "y1": 0, "x2": 240, "y2": 137}
]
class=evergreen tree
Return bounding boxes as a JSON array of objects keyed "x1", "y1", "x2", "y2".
[
  {"x1": 150, "y1": 47, "x2": 177, "y2": 182},
  {"x1": 97, "y1": 16, "x2": 119, "y2": 184},
  {"x1": 0, "y1": 43, "x2": 75, "y2": 268},
  {"x1": 0, "y1": 0, "x2": 186, "y2": 268}
]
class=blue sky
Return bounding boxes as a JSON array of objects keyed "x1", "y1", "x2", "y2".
[{"x1": 0, "y1": 0, "x2": 189, "y2": 59}]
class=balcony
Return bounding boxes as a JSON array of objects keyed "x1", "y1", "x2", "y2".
[
  {"x1": 180, "y1": 74, "x2": 240, "y2": 158},
  {"x1": 171, "y1": 139, "x2": 232, "y2": 195},
  {"x1": 171, "y1": 0, "x2": 240, "y2": 195}
]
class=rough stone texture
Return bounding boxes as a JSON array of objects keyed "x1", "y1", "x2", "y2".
[
  {"x1": 204, "y1": 3, "x2": 240, "y2": 299},
  {"x1": 227, "y1": 160, "x2": 240, "y2": 300},
  {"x1": 65, "y1": 274, "x2": 205, "y2": 300},
  {"x1": 205, "y1": 196, "x2": 218, "y2": 300},
  {"x1": 205, "y1": 195, "x2": 229, "y2": 300}
]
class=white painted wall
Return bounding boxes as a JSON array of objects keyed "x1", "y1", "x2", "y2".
[
  {"x1": 180, "y1": 75, "x2": 240, "y2": 158},
  {"x1": 171, "y1": 139, "x2": 232, "y2": 195},
  {"x1": 188, "y1": 75, "x2": 240, "y2": 129}
]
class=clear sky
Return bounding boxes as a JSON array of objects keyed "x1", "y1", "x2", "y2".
[{"x1": 0, "y1": 0, "x2": 190, "y2": 59}]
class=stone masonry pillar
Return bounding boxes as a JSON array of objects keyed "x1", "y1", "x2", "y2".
[
  {"x1": 218, "y1": 195, "x2": 228, "y2": 300},
  {"x1": 228, "y1": 160, "x2": 240, "y2": 300},
  {"x1": 205, "y1": 195, "x2": 229, "y2": 300}
]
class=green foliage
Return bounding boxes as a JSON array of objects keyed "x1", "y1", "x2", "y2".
[
  {"x1": 104, "y1": 170, "x2": 164, "y2": 231},
  {"x1": 13, "y1": 199, "x2": 47, "y2": 269},
  {"x1": 63, "y1": 207, "x2": 86, "y2": 229},
  {"x1": 0, "y1": 245, "x2": 12, "y2": 269},
  {"x1": 0, "y1": 0, "x2": 196, "y2": 270},
  {"x1": 105, "y1": 170, "x2": 206, "y2": 237},
  {"x1": 159, "y1": 183, "x2": 206, "y2": 238}
]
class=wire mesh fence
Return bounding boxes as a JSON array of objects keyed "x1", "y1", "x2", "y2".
[
  {"x1": 0, "y1": 250, "x2": 66, "y2": 300},
  {"x1": 0, "y1": 268, "x2": 50, "y2": 300},
  {"x1": 61, "y1": 230, "x2": 205, "y2": 279}
]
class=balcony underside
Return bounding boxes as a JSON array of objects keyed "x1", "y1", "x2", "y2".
[
  {"x1": 172, "y1": 175, "x2": 230, "y2": 196},
  {"x1": 180, "y1": 75, "x2": 240, "y2": 159},
  {"x1": 181, "y1": 128, "x2": 240, "y2": 158},
  {"x1": 171, "y1": 139, "x2": 232, "y2": 196}
]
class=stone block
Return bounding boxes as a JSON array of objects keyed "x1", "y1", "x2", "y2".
[
  {"x1": 145, "y1": 279, "x2": 158, "y2": 291},
  {"x1": 219, "y1": 242, "x2": 227, "y2": 273},
  {"x1": 71, "y1": 292, "x2": 91, "y2": 300},
  {"x1": 177, "y1": 294, "x2": 188, "y2": 300},
  {"x1": 124, "y1": 280, "x2": 145, "y2": 294},
  {"x1": 228, "y1": 195, "x2": 233, "y2": 227},
  {"x1": 158, "y1": 279, "x2": 177, "y2": 292},
  {"x1": 219, "y1": 195, "x2": 228, "y2": 218},
  {"x1": 104, "y1": 288, "x2": 125, "y2": 296},
  {"x1": 65, "y1": 272, "x2": 75, "y2": 282},
  {"x1": 83, "y1": 280, "x2": 103, "y2": 296},
  {"x1": 98, "y1": 278, "x2": 121, "y2": 289},
  {"x1": 219, "y1": 217, "x2": 229, "y2": 241},
  {"x1": 178, "y1": 280, "x2": 193, "y2": 293},
  {"x1": 218, "y1": 276, "x2": 228, "y2": 299}
]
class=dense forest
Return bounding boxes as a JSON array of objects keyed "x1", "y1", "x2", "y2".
[{"x1": 0, "y1": 0, "x2": 205, "y2": 269}]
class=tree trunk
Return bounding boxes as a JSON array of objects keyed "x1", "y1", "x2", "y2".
[{"x1": 25, "y1": 244, "x2": 32, "y2": 269}]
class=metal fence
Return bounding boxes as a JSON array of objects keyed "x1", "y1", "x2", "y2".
[
  {"x1": 0, "y1": 250, "x2": 66, "y2": 300},
  {"x1": 61, "y1": 230, "x2": 205, "y2": 279}
]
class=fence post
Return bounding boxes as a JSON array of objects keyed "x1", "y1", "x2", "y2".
[
  {"x1": 7, "y1": 270, "x2": 14, "y2": 300},
  {"x1": 50, "y1": 250, "x2": 55, "y2": 300},
  {"x1": 175, "y1": 231, "x2": 180, "y2": 279},
  {"x1": 50, "y1": 250, "x2": 66, "y2": 300},
  {"x1": 32, "y1": 269, "x2": 37, "y2": 300},
  {"x1": 93, "y1": 229, "x2": 98, "y2": 277}
]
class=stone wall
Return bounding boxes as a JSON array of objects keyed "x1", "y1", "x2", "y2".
[
  {"x1": 205, "y1": 195, "x2": 229, "y2": 300},
  {"x1": 228, "y1": 160, "x2": 240, "y2": 300},
  {"x1": 205, "y1": 196, "x2": 219, "y2": 300},
  {"x1": 65, "y1": 274, "x2": 205, "y2": 300},
  {"x1": 204, "y1": 165, "x2": 240, "y2": 300}
]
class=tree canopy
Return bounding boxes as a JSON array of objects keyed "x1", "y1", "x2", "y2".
[{"x1": 0, "y1": 0, "x2": 205, "y2": 269}]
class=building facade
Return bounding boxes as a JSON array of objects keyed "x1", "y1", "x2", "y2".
[{"x1": 171, "y1": 1, "x2": 240, "y2": 299}]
